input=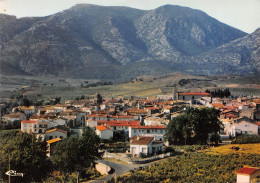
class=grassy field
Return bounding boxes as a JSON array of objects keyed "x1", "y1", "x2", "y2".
[
  {"x1": 1, "y1": 73, "x2": 260, "y2": 101},
  {"x1": 202, "y1": 144, "x2": 260, "y2": 155}
]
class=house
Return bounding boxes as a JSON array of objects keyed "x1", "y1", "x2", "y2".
[
  {"x1": 234, "y1": 117, "x2": 258, "y2": 135},
  {"x1": 46, "y1": 138, "x2": 62, "y2": 157},
  {"x1": 85, "y1": 119, "x2": 97, "y2": 128},
  {"x1": 96, "y1": 125, "x2": 113, "y2": 140},
  {"x1": 130, "y1": 136, "x2": 163, "y2": 157},
  {"x1": 45, "y1": 126, "x2": 69, "y2": 140},
  {"x1": 236, "y1": 167, "x2": 260, "y2": 183},
  {"x1": 177, "y1": 92, "x2": 211, "y2": 102},
  {"x1": 19, "y1": 106, "x2": 37, "y2": 115},
  {"x1": 2, "y1": 112, "x2": 26, "y2": 126},
  {"x1": 97, "y1": 120, "x2": 141, "y2": 136},
  {"x1": 129, "y1": 125, "x2": 167, "y2": 140},
  {"x1": 21, "y1": 120, "x2": 50, "y2": 134}
]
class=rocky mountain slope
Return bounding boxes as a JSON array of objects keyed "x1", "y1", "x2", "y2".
[{"x1": 1, "y1": 4, "x2": 257, "y2": 79}]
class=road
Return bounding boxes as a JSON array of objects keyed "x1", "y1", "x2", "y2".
[
  {"x1": 89, "y1": 155, "x2": 180, "y2": 183},
  {"x1": 89, "y1": 160, "x2": 135, "y2": 183}
]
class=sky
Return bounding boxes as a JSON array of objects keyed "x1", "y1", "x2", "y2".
[{"x1": 0, "y1": 0, "x2": 259, "y2": 33}]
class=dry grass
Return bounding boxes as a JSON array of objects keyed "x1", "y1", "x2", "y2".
[{"x1": 203, "y1": 144, "x2": 260, "y2": 155}]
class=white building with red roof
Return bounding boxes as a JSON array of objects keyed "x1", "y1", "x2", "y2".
[
  {"x1": 96, "y1": 125, "x2": 113, "y2": 140},
  {"x1": 177, "y1": 92, "x2": 211, "y2": 101},
  {"x1": 130, "y1": 136, "x2": 163, "y2": 157},
  {"x1": 45, "y1": 127, "x2": 69, "y2": 140},
  {"x1": 129, "y1": 125, "x2": 167, "y2": 140},
  {"x1": 236, "y1": 166, "x2": 260, "y2": 183}
]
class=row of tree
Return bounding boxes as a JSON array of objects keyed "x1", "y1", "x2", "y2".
[
  {"x1": 165, "y1": 107, "x2": 223, "y2": 145},
  {"x1": 205, "y1": 88, "x2": 231, "y2": 98},
  {"x1": 0, "y1": 127, "x2": 102, "y2": 182}
]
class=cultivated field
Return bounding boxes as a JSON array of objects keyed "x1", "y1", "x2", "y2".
[
  {"x1": 1, "y1": 73, "x2": 260, "y2": 101},
  {"x1": 203, "y1": 144, "x2": 260, "y2": 155}
]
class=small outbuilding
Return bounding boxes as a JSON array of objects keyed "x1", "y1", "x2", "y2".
[{"x1": 236, "y1": 166, "x2": 260, "y2": 183}]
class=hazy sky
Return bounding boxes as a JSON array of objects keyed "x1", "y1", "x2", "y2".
[{"x1": 1, "y1": 0, "x2": 259, "y2": 33}]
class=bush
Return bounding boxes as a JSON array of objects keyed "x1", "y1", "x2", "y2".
[
  {"x1": 164, "y1": 146, "x2": 175, "y2": 153},
  {"x1": 174, "y1": 145, "x2": 208, "y2": 152},
  {"x1": 139, "y1": 152, "x2": 146, "y2": 158},
  {"x1": 232, "y1": 135, "x2": 260, "y2": 144}
]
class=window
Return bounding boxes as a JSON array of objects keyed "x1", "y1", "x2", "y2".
[
  {"x1": 139, "y1": 130, "x2": 141, "y2": 132},
  {"x1": 155, "y1": 130, "x2": 157, "y2": 132},
  {"x1": 49, "y1": 136, "x2": 53, "y2": 140},
  {"x1": 44, "y1": 125, "x2": 47, "y2": 128},
  {"x1": 147, "y1": 130, "x2": 150, "y2": 133},
  {"x1": 60, "y1": 136, "x2": 63, "y2": 139},
  {"x1": 142, "y1": 148, "x2": 147, "y2": 153},
  {"x1": 125, "y1": 127, "x2": 128, "y2": 129},
  {"x1": 134, "y1": 130, "x2": 137, "y2": 133},
  {"x1": 160, "y1": 130, "x2": 163, "y2": 133}
]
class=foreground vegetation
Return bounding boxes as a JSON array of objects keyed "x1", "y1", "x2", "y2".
[
  {"x1": 109, "y1": 153, "x2": 260, "y2": 183},
  {"x1": 203, "y1": 144, "x2": 260, "y2": 155},
  {"x1": 0, "y1": 127, "x2": 102, "y2": 182}
]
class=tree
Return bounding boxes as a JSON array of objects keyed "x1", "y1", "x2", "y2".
[
  {"x1": 166, "y1": 108, "x2": 223, "y2": 145},
  {"x1": 0, "y1": 131, "x2": 51, "y2": 182},
  {"x1": 20, "y1": 97, "x2": 31, "y2": 107},
  {"x1": 52, "y1": 127, "x2": 102, "y2": 182},
  {"x1": 165, "y1": 114, "x2": 192, "y2": 145},
  {"x1": 96, "y1": 93, "x2": 103, "y2": 105}
]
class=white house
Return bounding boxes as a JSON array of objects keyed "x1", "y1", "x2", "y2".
[
  {"x1": 236, "y1": 167, "x2": 260, "y2": 183},
  {"x1": 96, "y1": 125, "x2": 113, "y2": 140},
  {"x1": 2, "y1": 112, "x2": 26, "y2": 126},
  {"x1": 21, "y1": 120, "x2": 49, "y2": 134},
  {"x1": 85, "y1": 119, "x2": 97, "y2": 128},
  {"x1": 45, "y1": 127, "x2": 69, "y2": 140},
  {"x1": 129, "y1": 125, "x2": 167, "y2": 139},
  {"x1": 130, "y1": 136, "x2": 163, "y2": 157},
  {"x1": 234, "y1": 118, "x2": 258, "y2": 135}
]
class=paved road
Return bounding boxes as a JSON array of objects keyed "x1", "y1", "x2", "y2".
[
  {"x1": 89, "y1": 160, "x2": 135, "y2": 183},
  {"x1": 89, "y1": 155, "x2": 180, "y2": 183}
]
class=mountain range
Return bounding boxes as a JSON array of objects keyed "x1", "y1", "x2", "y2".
[{"x1": 0, "y1": 4, "x2": 259, "y2": 80}]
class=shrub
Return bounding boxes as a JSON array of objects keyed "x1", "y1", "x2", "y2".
[{"x1": 232, "y1": 135, "x2": 260, "y2": 144}]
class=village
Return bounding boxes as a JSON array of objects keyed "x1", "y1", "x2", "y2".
[{"x1": 0, "y1": 88, "x2": 260, "y2": 182}]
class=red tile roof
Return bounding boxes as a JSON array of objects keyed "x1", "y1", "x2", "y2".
[
  {"x1": 97, "y1": 120, "x2": 141, "y2": 127},
  {"x1": 178, "y1": 92, "x2": 211, "y2": 96},
  {"x1": 45, "y1": 128, "x2": 68, "y2": 134},
  {"x1": 109, "y1": 115, "x2": 134, "y2": 119},
  {"x1": 236, "y1": 167, "x2": 259, "y2": 175},
  {"x1": 131, "y1": 125, "x2": 166, "y2": 129},
  {"x1": 96, "y1": 125, "x2": 110, "y2": 131},
  {"x1": 131, "y1": 136, "x2": 154, "y2": 145},
  {"x1": 21, "y1": 120, "x2": 37, "y2": 124}
]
